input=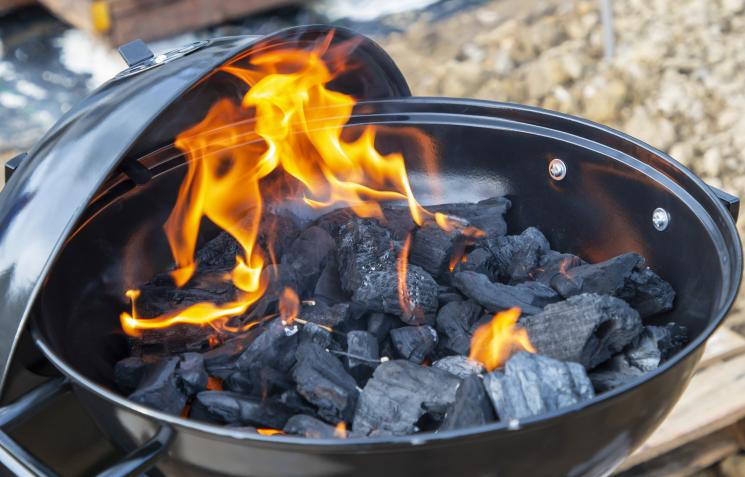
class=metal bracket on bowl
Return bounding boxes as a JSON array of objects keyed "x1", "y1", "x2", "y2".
[
  {"x1": 115, "y1": 39, "x2": 211, "y2": 79},
  {"x1": 0, "y1": 378, "x2": 172, "y2": 477},
  {"x1": 709, "y1": 185, "x2": 740, "y2": 223}
]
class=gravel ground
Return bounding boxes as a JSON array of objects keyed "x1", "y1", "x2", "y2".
[{"x1": 381, "y1": 0, "x2": 745, "y2": 334}]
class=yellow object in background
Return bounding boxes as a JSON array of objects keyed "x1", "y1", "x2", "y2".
[{"x1": 91, "y1": 0, "x2": 111, "y2": 33}]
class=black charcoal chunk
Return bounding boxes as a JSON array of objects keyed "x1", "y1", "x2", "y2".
[
  {"x1": 433, "y1": 355, "x2": 484, "y2": 378},
  {"x1": 441, "y1": 375, "x2": 496, "y2": 430},
  {"x1": 353, "y1": 360, "x2": 460, "y2": 436},
  {"x1": 520, "y1": 294, "x2": 643, "y2": 369},
  {"x1": 176, "y1": 352, "x2": 208, "y2": 395},
  {"x1": 337, "y1": 218, "x2": 397, "y2": 294},
  {"x1": 488, "y1": 227, "x2": 550, "y2": 283},
  {"x1": 346, "y1": 331, "x2": 380, "y2": 383},
  {"x1": 437, "y1": 285, "x2": 464, "y2": 305},
  {"x1": 435, "y1": 300, "x2": 482, "y2": 355},
  {"x1": 283, "y1": 415, "x2": 348, "y2": 438},
  {"x1": 299, "y1": 322, "x2": 334, "y2": 349},
  {"x1": 456, "y1": 247, "x2": 499, "y2": 281},
  {"x1": 281, "y1": 226, "x2": 335, "y2": 296},
  {"x1": 409, "y1": 222, "x2": 467, "y2": 277},
  {"x1": 588, "y1": 355, "x2": 644, "y2": 393},
  {"x1": 367, "y1": 313, "x2": 398, "y2": 344},
  {"x1": 626, "y1": 323, "x2": 687, "y2": 372},
  {"x1": 532, "y1": 251, "x2": 585, "y2": 285},
  {"x1": 114, "y1": 357, "x2": 149, "y2": 393},
  {"x1": 193, "y1": 391, "x2": 292, "y2": 428},
  {"x1": 277, "y1": 390, "x2": 316, "y2": 415},
  {"x1": 302, "y1": 302, "x2": 354, "y2": 331},
  {"x1": 483, "y1": 352, "x2": 594, "y2": 421},
  {"x1": 241, "y1": 365, "x2": 295, "y2": 398},
  {"x1": 389, "y1": 326, "x2": 438, "y2": 364},
  {"x1": 353, "y1": 264, "x2": 439, "y2": 325},
  {"x1": 452, "y1": 271, "x2": 544, "y2": 315},
  {"x1": 313, "y1": 207, "x2": 356, "y2": 237},
  {"x1": 550, "y1": 253, "x2": 645, "y2": 299},
  {"x1": 314, "y1": 256, "x2": 349, "y2": 305},
  {"x1": 202, "y1": 331, "x2": 260, "y2": 379},
  {"x1": 514, "y1": 281, "x2": 561, "y2": 307},
  {"x1": 128, "y1": 357, "x2": 187, "y2": 415},
  {"x1": 618, "y1": 268, "x2": 676, "y2": 318},
  {"x1": 432, "y1": 197, "x2": 511, "y2": 237},
  {"x1": 292, "y1": 343, "x2": 359, "y2": 424},
  {"x1": 224, "y1": 371, "x2": 254, "y2": 395},
  {"x1": 236, "y1": 320, "x2": 299, "y2": 374}
]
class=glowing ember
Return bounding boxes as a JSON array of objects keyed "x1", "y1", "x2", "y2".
[
  {"x1": 334, "y1": 421, "x2": 348, "y2": 438},
  {"x1": 257, "y1": 428, "x2": 284, "y2": 436},
  {"x1": 468, "y1": 307, "x2": 535, "y2": 371},
  {"x1": 120, "y1": 31, "x2": 444, "y2": 336},
  {"x1": 206, "y1": 376, "x2": 223, "y2": 391},
  {"x1": 397, "y1": 233, "x2": 414, "y2": 318},
  {"x1": 279, "y1": 287, "x2": 300, "y2": 326}
]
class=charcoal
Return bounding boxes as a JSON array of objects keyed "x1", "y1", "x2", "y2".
[
  {"x1": 292, "y1": 343, "x2": 359, "y2": 424},
  {"x1": 625, "y1": 323, "x2": 687, "y2": 372},
  {"x1": 128, "y1": 357, "x2": 187, "y2": 415},
  {"x1": 532, "y1": 251, "x2": 585, "y2": 285},
  {"x1": 281, "y1": 226, "x2": 335, "y2": 295},
  {"x1": 224, "y1": 371, "x2": 254, "y2": 395},
  {"x1": 618, "y1": 268, "x2": 676, "y2": 317},
  {"x1": 353, "y1": 360, "x2": 460, "y2": 436},
  {"x1": 435, "y1": 300, "x2": 482, "y2": 355},
  {"x1": 366, "y1": 312, "x2": 398, "y2": 344},
  {"x1": 277, "y1": 389, "x2": 316, "y2": 415},
  {"x1": 431, "y1": 197, "x2": 511, "y2": 237},
  {"x1": 346, "y1": 331, "x2": 380, "y2": 382},
  {"x1": 380, "y1": 205, "x2": 418, "y2": 240},
  {"x1": 514, "y1": 281, "x2": 561, "y2": 307},
  {"x1": 202, "y1": 330, "x2": 261, "y2": 379},
  {"x1": 299, "y1": 321, "x2": 334, "y2": 349},
  {"x1": 337, "y1": 218, "x2": 397, "y2": 294},
  {"x1": 456, "y1": 246, "x2": 498, "y2": 281},
  {"x1": 313, "y1": 207, "x2": 356, "y2": 237},
  {"x1": 409, "y1": 222, "x2": 467, "y2": 277},
  {"x1": 483, "y1": 352, "x2": 594, "y2": 421},
  {"x1": 237, "y1": 365, "x2": 295, "y2": 398},
  {"x1": 389, "y1": 326, "x2": 438, "y2": 364},
  {"x1": 194, "y1": 230, "x2": 242, "y2": 270},
  {"x1": 313, "y1": 256, "x2": 349, "y2": 305},
  {"x1": 550, "y1": 252, "x2": 645, "y2": 299},
  {"x1": 236, "y1": 319, "x2": 299, "y2": 374},
  {"x1": 302, "y1": 302, "x2": 357, "y2": 331},
  {"x1": 452, "y1": 271, "x2": 544, "y2": 315},
  {"x1": 114, "y1": 356, "x2": 150, "y2": 393},
  {"x1": 352, "y1": 264, "x2": 439, "y2": 325},
  {"x1": 520, "y1": 294, "x2": 643, "y2": 369},
  {"x1": 283, "y1": 415, "x2": 349, "y2": 438},
  {"x1": 441, "y1": 375, "x2": 496, "y2": 430},
  {"x1": 176, "y1": 352, "x2": 208, "y2": 395},
  {"x1": 244, "y1": 264, "x2": 304, "y2": 322},
  {"x1": 192, "y1": 391, "x2": 292, "y2": 428},
  {"x1": 433, "y1": 355, "x2": 484, "y2": 378},
  {"x1": 487, "y1": 227, "x2": 550, "y2": 283},
  {"x1": 257, "y1": 212, "x2": 303, "y2": 262},
  {"x1": 588, "y1": 355, "x2": 644, "y2": 392},
  {"x1": 437, "y1": 285, "x2": 464, "y2": 305}
]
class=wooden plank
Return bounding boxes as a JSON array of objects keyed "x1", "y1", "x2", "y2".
[
  {"x1": 699, "y1": 327, "x2": 745, "y2": 371},
  {"x1": 617, "y1": 351, "x2": 745, "y2": 471},
  {"x1": 615, "y1": 427, "x2": 741, "y2": 477}
]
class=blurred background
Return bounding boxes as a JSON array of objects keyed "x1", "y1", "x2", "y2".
[{"x1": 0, "y1": 0, "x2": 743, "y2": 475}]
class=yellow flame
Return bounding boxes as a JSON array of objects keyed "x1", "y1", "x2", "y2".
[{"x1": 468, "y1": 307, "x2": 535, "y2": 371}]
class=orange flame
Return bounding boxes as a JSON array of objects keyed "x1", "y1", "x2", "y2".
[
  {"x1": 279, "y1": 287, "x2": 300, "y2": 326},
  {"x1": 120, "y1": 32, "x2": 448, "y2": 336},
  {"x1": 257, "y1": 428, "x2": 284, "y2": 436},
  {"x1": 334, "y1": 421, "x2": 348, "y2": 438},
  {"x1": 397, "y1": 233, "x2": 419, "y2": 319},
  {"x1": 468, "y1": 307, "x2": 535, "y2": 371},
  {"x1": 206, "y1": 376, "x2": 223, "y2": 391}
]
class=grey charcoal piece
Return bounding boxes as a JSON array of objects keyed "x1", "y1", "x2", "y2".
[
  {"x1": 409, "y1": 222, "x2": 467, "y2": 278},
  {"x1": 346, "y1": 330, "x2": 380, "y2": 382},
  {"x1": 192, "y1": 391, "x2": 292, "y2": 429},
  {"x1": 441, "y1": 375, "x2": 496, "y2": 430},
  {"x1": 588, "y1": 355, "x2": 645, "y2": 393},
  {"x1": 337, "y1": 218, "x2": 397, "y2": 294},
  {"x1": 366, "y1": 312, "x2": 398, "y2": 344},
  {"x1": 389, "y1": 326, "x2": 438, "y2": 364},
  {"x1": 550, "y1": 252, "x2": 643, "y2": 299},
  {"x1": 236, "y1": 319, "x2": 299, "y2": 374},
  {"x1": 176, "y1": 352, "x2": 208, "y2": 395},
  {"x1": 114, "y1": 356, "x2": 149, "y2": 393},
  {"x1": 532, "y1": 251, "x2": 586, "y2": 285},
  {"x1": 283, "y1": 414, "x2": 356, "y2": 438},
  {"x1": 452, "y1": 271, "x2": 544, "y2": 315},
  {"x1": 433, "y1": 355, "x2": 485, "y2": 379},
  {"x1": 617, "y1": 268, "x2": 676, "y2": 318},
  {"x1": 488, "y1": 227, "x2": 550, "y2": 283},
  {"x1": 128, "y1": 357, "x2": 187, "y2": 416},
  {"x1": 435, "y1": 300, "x2": 483, "y2": 355},
  {"x1": 281, "y1": 226, "x2": 336, "y2": 296}
]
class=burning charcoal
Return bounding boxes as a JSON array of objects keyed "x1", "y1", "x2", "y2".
[
  {"x1": 483, "y1": 352, "x2": 594, "y2": 422},
  {"x1": 236, "y1": 320, "x2": 299, "y2": 374},
  {"x1": 487, "y1": 227, "x2": 550, "y2": 283},
  {"x1": 128, "y1": 357, "x2": 187, "y2": 415},
  {"x1": 114, "y1": 356, "x2": 150, "y2": 393},
  {"x1": 433, "y1": 355, "x2": 484, "y2": 379},
  {"x1": 346, "y1": 331, "x2": 380, "y2": 382},
  {"x1": 302, "y1": 302, "x2": 357, "y2": 331},
  {"x1": 431, "y1": 197, "x2": 511, "y2": 237},
  {"x1": 588, "y1": 355, "x2": 644, "y2": 393},
  {"x1": 532, "y1": 251, "x2": 585, "y2": 285},
  {"x1": 284, "y1": 415, "x2": 348, "y2": 438},
  {"x1": 435, "y1": 300, "x2": 482, "y2": 355},
  {"x1": 313, "y1": 207, "x2": 356, "y2": 237},
  {"x1": 194, "y1": 231, "x2": 242, "y2": 269},
  {"x1": 314, "y1": 256, "x2": 349, "y2": 305},
  {"x1": 202, "y1": 330, "x2": 260, "y2": 379},
  {"x1": 192, "y1": 391, "x2": 292, "y2": 428},
  {"x1": 456, "y1": 247, "x2": 498, "y2": 281},
  {"x1": 277, "y1": 389, "x2": 316, "y2": 415},
  {"x1": 626, "y1": 323, "x2": 687, "y2": 372},
  {"x1": 520, "y1": 294, "x2": 643, "y2": 369},
  {"x1": 550, "y1": 253, "x2": 645, "y2": 299},
  {"x1": 299, "y1": 321, "x2": 334, "y2": 349},
  {"x1": 409, "y1": 222, "x2": 467, "y2": 277},
  {"x1": 441, "y1": 375, "x2": 496, "y2": 431},
  {"x1": 353, "y1": 360, "x2": 460, "y2": 436},
  {"x1": 258, "y1": 212, "x2": 302, "y2": 262},
  {"x1": 366, "y1": 312, "x2": 397, "y2": 344},
  {"x1": 244, "y1": 264, "x2": 304, "y2": 322},
  {"x1": 389, "y1": 326, "x2": 438, "y2": 364},
  {"x1": 337, "y1": 218, "x2": 397, "y2": 294},
  {"x1": 176, "y1": 352, "x2": 208, "y2": 395},
  {"x1": 452, "y1": 271, "x2": 544, "y2": 315},
  {"x1": 380, "y1": 205, "x2": 418, "y2": 240},
  {"x1": 437, "y1": 285, "x2": 464, "y2": 306},
  {"x1": 618, "y1": 268, "x2": 676, "y2": 318},
  {"x1": 292, "y1": 343, "x2": 359, "y2": 423},
  {"x1": 353, "y1": 265, "x2": 439, "y2": 325},
  {"x1": 281, "y1": 226, "x2": 335, "y2": 295}
]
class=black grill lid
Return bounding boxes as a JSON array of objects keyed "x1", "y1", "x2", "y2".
[{"x1": 0, "y1": 26, "x2": 411, "y2": 396}]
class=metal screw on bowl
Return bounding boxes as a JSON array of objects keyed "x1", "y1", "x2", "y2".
[
  {"x1": 548, "y1": 159, "x2": 567, "y2": 181},
  {"x1": 652, "y1": 208, "x2": 670, "y2": 231}
]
